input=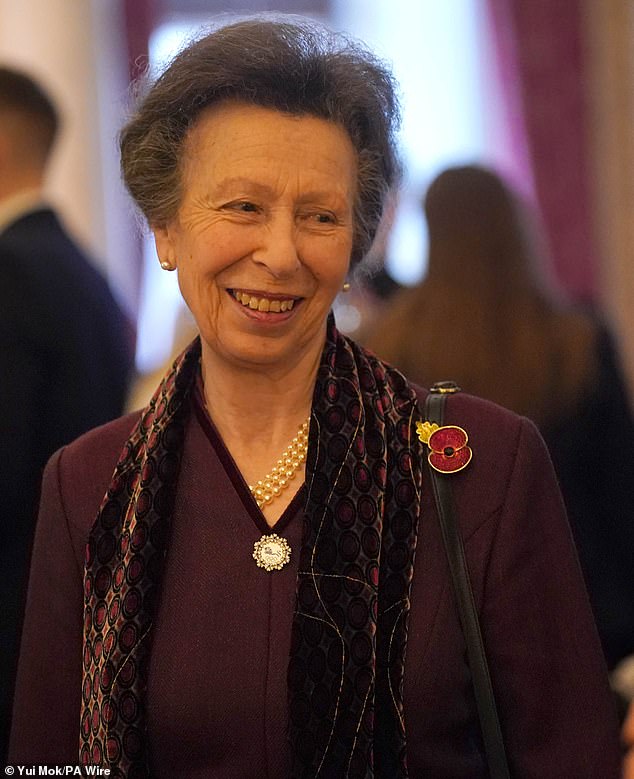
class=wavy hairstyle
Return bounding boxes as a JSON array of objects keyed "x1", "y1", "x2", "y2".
[{"x1": 120, "y1": 16, "x2": 401, "y2": 266}]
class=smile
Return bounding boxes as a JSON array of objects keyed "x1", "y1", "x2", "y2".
[{"x1": 230, "y1": 289, "x2": 298, "y2": 313}]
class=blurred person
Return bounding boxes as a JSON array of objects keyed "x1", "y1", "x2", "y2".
[
  {"x1": 0, "y1": 66, "x2": 134, "y2": 757},
  {"x1": 361, "y1": 164, "x2": 634, "y2": 680},
  {"x1": 624, "y1": 701, "x2": 634, "y2": 778},
  {"x1": 9, "y1": 21, "x2": 621, "y2": 777}
]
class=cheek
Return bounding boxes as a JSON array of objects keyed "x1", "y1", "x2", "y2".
[
  {"x1": 319, "y1": 243, "x2": 353, "y2": 288},
  {"x1": 175, "y1": 258, "x2": 221, "y2": 316},
  {"x1": 178, "y1": 232, "x2": 244, "y2": 281},
  {"x1": 301, "y1": 233, "x2": 353, "y2": 283},
  {"x1": 209, "y1": 228, "x2": 252, "y2": 262}
]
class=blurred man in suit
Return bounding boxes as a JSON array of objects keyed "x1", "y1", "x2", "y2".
[{"x1": 0, "y1": 66, "x2": 134, "y2": 757}]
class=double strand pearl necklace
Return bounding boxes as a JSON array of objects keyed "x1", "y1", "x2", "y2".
[
  {"x1": 249, "y1": 417, "x2": 310, "y2": 509},
  {"x1": 250, "y1": 417, "x2": 310, "y2": 572}
]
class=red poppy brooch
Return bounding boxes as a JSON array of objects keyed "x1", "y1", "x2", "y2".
[{"x1": 416, "y1": 420, "x2": 472, "y2": 474}]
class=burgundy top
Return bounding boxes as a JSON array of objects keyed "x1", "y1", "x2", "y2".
[{"x1": 9, "y1": 388, "x2": 622, "y2": 777}]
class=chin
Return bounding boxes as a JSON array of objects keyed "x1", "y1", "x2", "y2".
[{"x1": 213, "y1": 340, "x2": 295, "y2": 370}]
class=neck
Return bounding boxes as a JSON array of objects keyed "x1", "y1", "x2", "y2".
[
  {"x1": 202, "y1": 342, "x2": 321, "y2": 414},
  {"x1": 200, "y1": 334, "x2": 323, "y2": 465},
  {"x1": 200, "y1": 335, "x2": 324, "y2": 526}
]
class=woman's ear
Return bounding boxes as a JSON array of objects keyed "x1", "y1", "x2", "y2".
[{"x1": 152, "y1": 224, "x2": 176, "y2": 271}]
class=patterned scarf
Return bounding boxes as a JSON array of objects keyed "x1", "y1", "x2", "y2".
[{"x1": 81, "y1": 318, "x2": 424, "y2": 777}]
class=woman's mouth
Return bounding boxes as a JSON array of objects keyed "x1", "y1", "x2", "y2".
[{"x1": 230, "y1": 289, "x2": 299, "y2": 313}]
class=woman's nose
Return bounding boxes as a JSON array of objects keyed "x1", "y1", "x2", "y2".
[{"x1": 252, "y1": 214, "x2": 301, "y2": 277}]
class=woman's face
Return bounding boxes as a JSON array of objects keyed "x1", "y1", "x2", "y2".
[{"x1": 153, "y1": 101, "x2": 357, "y2": 374}]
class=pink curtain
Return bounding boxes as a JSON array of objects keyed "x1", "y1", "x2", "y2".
[
  {"x1": 486, "y1": 0, "x2": 598, "y2": 302},
  {"x1": 123, "y1": 0, "x2": 156, "y2": 81}
]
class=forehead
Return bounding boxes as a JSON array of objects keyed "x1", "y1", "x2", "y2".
[{"x1": 180, "y1": 101, "x2": 357, "y2": 197}]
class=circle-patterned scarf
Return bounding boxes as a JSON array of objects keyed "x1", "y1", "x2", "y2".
[{"x1": 81, "y1": 316, "x2": 424, "y2": 777}]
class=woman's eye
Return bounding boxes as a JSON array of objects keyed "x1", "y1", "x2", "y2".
[
  {"x1": 312, "y1": 212, "x2": 336, "y2": 224},
  {"x1": 227, "y1": 201, "x2": 259, "y2": 213}
]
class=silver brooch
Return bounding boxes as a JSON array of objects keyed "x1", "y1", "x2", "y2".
[{"x1": 253, "y1": 533, "x2": 291, "y2": 572}]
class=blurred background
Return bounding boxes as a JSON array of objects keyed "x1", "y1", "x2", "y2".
[{"x1": 0, "y1": 0, "x2": 632, "y2": 400}]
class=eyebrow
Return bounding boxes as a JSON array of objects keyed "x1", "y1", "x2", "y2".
[{"x1": 213, "y1": 177, "x2": 273, "y2": 197}]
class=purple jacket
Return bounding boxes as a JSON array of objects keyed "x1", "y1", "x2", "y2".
[{"x1": 9, "y1": 389, "x2": 622, "y2": 777}]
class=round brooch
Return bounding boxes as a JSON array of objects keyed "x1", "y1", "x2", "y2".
[{"x1": 253, "y1": 533, "x2": 291, "y2": 571}]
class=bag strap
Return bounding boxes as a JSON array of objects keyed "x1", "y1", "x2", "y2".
[{"x1": 425, "y1": 385, "x2": 510, "y2": 779}]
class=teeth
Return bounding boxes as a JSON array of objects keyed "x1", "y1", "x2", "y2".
[{"x1": 232, "y1": 290, "x2": 296, "y2": 312}]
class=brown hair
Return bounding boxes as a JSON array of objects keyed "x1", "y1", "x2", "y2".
[
  {"x1": 0, "y1": 67, "x2": 59, "y2": 167},
  {"x1": 362, "y1": 165, "x2": 597, "y2": 425},
  {"x1": 120, "y1": 15, "x2": 401, "y2": 265}
]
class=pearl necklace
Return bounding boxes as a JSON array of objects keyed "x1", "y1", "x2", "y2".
[{"x1": 249, "y1": 418, "x2": 310, "y2": 508}]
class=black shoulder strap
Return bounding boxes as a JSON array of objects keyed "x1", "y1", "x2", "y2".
[{"x1": 425, "y1": 386, "x2": 510, "y2": 779}]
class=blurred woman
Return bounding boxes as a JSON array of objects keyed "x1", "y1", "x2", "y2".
[{"x1": 10, "y1": 21, "x2": 621, "y2": 778}]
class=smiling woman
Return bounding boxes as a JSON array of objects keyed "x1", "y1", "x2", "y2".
[
  {"x1": 153, "y1": 103, "x2": 356, "y2": 392},
  {"x1": 9, "y1": 14, "x2": 622, "y2": 779}
]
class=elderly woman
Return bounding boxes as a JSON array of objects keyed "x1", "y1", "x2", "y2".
[{"x1": 9, "y1": 16, "x2": 621, "y2": 779}]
